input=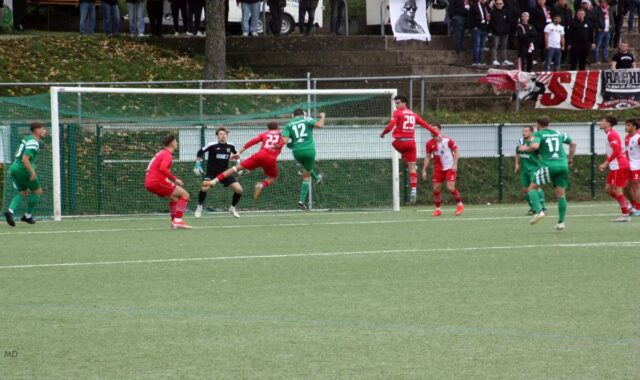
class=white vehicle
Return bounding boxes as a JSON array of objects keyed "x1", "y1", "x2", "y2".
[{"x1": 162, "y1": 0, "x2": 324, "y2": 35}]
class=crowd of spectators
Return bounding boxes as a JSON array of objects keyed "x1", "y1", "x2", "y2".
[
  {"x1": 450, "y1": 0, "x2": 638, "y2": 71},
  {"x1": 71, "y1": 0, "x2": 334, "y2": 37}
]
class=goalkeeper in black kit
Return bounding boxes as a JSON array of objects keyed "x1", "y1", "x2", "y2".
[{"x1": 193, "y1": 127, "x2": 243, "y2": 218}]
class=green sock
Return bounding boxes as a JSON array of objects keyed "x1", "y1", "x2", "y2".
[
  {"x1": 310, "y1": 170, "x2": 319, "y2": 182},
  {"x1": 8, "y1": 194, "x2": 25, "y2": 214},
  {"x1": 27, "y1": 194, "x2": 41, "y2": 214},
  {"x1": 299, "y1": 180, "x2": 310, "y2": 204},
  {"x1": 524, "y1": 193, "x2": 533, "y2": 209},
  {"x1": 538, "y1": 189, "x2": 546, "y2": 210},
  {"x1": 528, "y1": 190, "x2": 542, "y2": 213},
  {"x1": 558, "y1": 196, "x2": 567, "y2": 223}
]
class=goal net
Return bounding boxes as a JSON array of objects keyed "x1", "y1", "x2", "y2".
[{"x1": 2, "y1": 87, "x2": 399, "y2": 221}]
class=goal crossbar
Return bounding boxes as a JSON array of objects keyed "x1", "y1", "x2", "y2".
[{"x1": 49, "y1": 86, "x2": 400, "y2": 221}]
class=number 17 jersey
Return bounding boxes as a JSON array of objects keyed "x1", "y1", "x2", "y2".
[{"x1": 532, "y1": 129, "x2": 572, "y2": 169}]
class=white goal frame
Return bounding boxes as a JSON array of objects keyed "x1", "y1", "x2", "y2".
[{"x1": 49, "y1": 87, "x2": 400, "y2": 221}]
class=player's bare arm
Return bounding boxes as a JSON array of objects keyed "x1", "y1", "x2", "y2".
[
  {"x1": 519, "y1": 142, "x2": 539, "y2": 152},
  {"x1": 22, "y1": 154, "x2": 37, "y2": 181},
  {"x1": 452, "y1": 149, "x2": 460, "y2": 172},
  {"x1": 421, "y1": 156, "x2": 431, "y2": 181},
  {"x1": 313, "y1": 112, "x2": 326, "y2": 128},
  {"x1": 568, "y1": 141, "x2": 576, "y2": 167}
]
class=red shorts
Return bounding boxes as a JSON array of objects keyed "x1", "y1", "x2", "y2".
[
  {"x1": 145, "y1": 178, "x2": 176, "y2": 197},
  {"x1": 631, "y1": 170, "x2": 640, "y2": 182},
  {"x1": 241, "y1": 151, "x2": 279, "y2": 178},
  {"x1": 392, "y1": 139, "x2": 417, "y2": 163},
  {"x1": 606, "y1": 168, "x2": 629, "y2": 188},
  {"x1": 432, "y1": 169, "x2": 457, "y2": 184}
]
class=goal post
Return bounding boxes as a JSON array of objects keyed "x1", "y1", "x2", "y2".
[{"x1": 48, "y1": 86, "x2": 400, "y2": 221}]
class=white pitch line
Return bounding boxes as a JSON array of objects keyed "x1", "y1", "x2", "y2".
[
  {"x1": 1, "y1": 241, "x2": 638, "y2": 270},
  {"x1": 0, "y1": 213, "x2": 623, "y2": 236}
]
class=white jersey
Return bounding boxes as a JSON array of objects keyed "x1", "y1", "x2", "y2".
[{"x1": 627, "y1": 132, "x2": 640, "y2": 170}]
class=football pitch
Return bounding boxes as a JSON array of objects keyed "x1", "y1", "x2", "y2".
[{"x1": 1, "y1": 202, "x2": 638, "y2": 378}]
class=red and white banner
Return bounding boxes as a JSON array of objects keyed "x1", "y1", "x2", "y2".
[{"x1": 480, "y1": 69, "x2": 640, "y2": 110}]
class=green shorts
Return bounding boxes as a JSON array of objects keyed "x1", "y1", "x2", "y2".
[
  {"x1": 531, "y1": 165, "x2": 569, "y2": 189},
  {"x1": 10, "y1": 168, "x2": 41, "y2": 191},
  {"x1": 293, "y1": 149, "x2": 316, "y2": 172},
  {"x1": 519, "y1": 170, "x2": 535, "y2": 188}
]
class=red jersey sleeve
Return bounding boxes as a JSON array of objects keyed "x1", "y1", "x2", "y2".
[
  {"x1": 243, "y1": 133, "x2": 264, "y2": 150},
  {"x1": 607, "y1": 133, "x2": 622, "y2": 163},
  {"x1": 447, "y1": 138, "x2": 458, "y2": 151},
  {"x1": 381, "y1": 110, "x2": 400, "y2": 136},
  {"x1": 415, "y1": 115, "x2": 439, "y2": 136},
  {"x1": 426, "y1": 139, "x2": 437, "y2": 155}
]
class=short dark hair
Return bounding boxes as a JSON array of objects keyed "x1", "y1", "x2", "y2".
[
  {"x1": 432, "y1": 122, "x2": 442, "y2": 130},
  {"x1": 162, "y1": 135, "x2": 176, "y2": 147},
  {"x1": 604, "y1": 115, "x2": 618, "y2": 126},
  {"x1": 216, "y1": 127, "x2": 229, "y2": 136},
  {"x1": 625, "y1": 118, "x2": 640, "y2": 129},
  {"x1": 525, "y1": 125, "x2": 535, "y2": 132},
  {"x1": 536, "y1": 117, "x2": 550, "y2": 127},
  {"x1": 393, "y1": 95, "x2": 408, "y2": 104},
  {"x1": 267, "y1": 122, "x2": 279, "y2": 130},
  {"x1": 30, "y1": 123, "x2": 45, "y2": 132},
  {"x1": 293, "y1": 108, "x2": 305, "y2": 116}
]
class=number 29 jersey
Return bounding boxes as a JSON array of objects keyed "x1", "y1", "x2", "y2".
[{"x1": 389, "y1": 109, "x2": 431, "y2": 139}]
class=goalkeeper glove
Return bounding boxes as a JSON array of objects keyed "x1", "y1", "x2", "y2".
[{"x1": 193, "y1": 161, "x2": 204, "y2": 176}]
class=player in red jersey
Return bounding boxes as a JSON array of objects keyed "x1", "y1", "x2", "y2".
[
  {"x1": 421, "y1": 123, "x2": 464, "y2": 217},
  {"x1": 380, "y1": 95, "x2": 440, "y2": 204},
  {"x1": 144, "y1": 135, "x2": 191, "y2": 229},
  {"x1": 205, "y1": 122, "x2": 284, "y2": 200},
  {"x1": 598, "y1": 116, "x2": 632, "y2": 222},
  {"x1": 624, "y1": 118, "x2": 640, "y2": 216}
]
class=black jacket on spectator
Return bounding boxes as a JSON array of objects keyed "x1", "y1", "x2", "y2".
[
  {"x1": 451, "y1": 0, "x2": 471, "y2": 17},
  {"x1": 530, "y1": 3, "x2": 551, "y2": 32},
  {"x1": 469, "y1": 1, "x2": 490, "y2": 30},
  {"x1": 593, "y1": 5, "x2": 612, "y2": 31},
  {"x1": 568, "y1": 17, "x2": 594, "y2": 46},
  {"x1": 552, "y1": 4, "x2": 573, "y2": 28},
  {"x1": 490, "y1": 7, "x2": 512, "y2": 35}
]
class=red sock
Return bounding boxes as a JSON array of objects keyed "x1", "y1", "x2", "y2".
[
  {"x1": 216, "y1": 173, "x2": 226, "y2": 182},
  {"x1": 615, "y1": 194, "x2": 629, "y2": 215},
  {"x1": 409, "y1": 172, "x2": 418, "y2": 191},
  {"x1": 451, "y1": 189, "x2": 462, "y2": 204},
  {"x1": 261, "y1": 180, "x2": 271, "y2": 189},
  {"x1": 635, "y1": 202, "x2": 640, "y2": 210},
  {"x1": 168, "y1": 201, "x2": 178, "y2": 220},
  {"x1": 433, "y1": 191, "x2": 442, "y2": 208},
  {"x1": 175, "y1": 198, "x2": 188, "y2": 219}
]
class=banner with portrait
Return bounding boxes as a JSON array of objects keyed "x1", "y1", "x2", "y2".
[
  {"x1": 389, "y1": 0, "x2": 431, "y2": 42},
  {"x1": 480, "y1": 69, "x2": 640, "y2": 110},
  {"x1": 2, "y1": 0, "x2": 13, "y2": 30}
]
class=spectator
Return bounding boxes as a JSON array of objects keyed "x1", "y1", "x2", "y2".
[
  {"x1": 470, "y1": 0, "x2": 490, "y2": 66},
  {"x1": 330, "y1": 0, "x2": 346, "y2": 35},
  {"x1": 530, "y1": 0, "x2": 553, "y2": 64},
  {"x1": 568, "y1": 8, "x2": 595, "y2": 69},
  {"x1": 553, "y1": 0, "x2": 572, "y2": 62},
  {"x1": 170, "y1": 0, "x2": 189, "y2": 35},
  {"x1": 490, "y1": 0, "x2": 514, "y2": 65},
  {"x1": 148, "y1": 0, "x2": 164, "y2": 37},
  {"x1": 238, "y1": 0, "x2": 262, "y2": 37},
  {"x1": 594, "y1": 0, "x2": 612, "y2": 63},
  {"x1": 12, "y1": 0, "x2": 26, "y2": 31},
  {"x1": 127, "y1": 0, "x2": 146, "y2": 37},
  {"x1": 79, "y1": 0, "x2": 96, "y2": 35},
  {"x1": 101, "y1": 0, "x2": 120, "y2": 36},
  {"x1": 187, "y1": 0, "x2": 206, "y2": 36},
  {"x1": 610, "y1": 41, "x2": 637, "y2": 68},
  {"x1": 517, "y1": 11, "x2": 538, "y2": 71},
  {"x1": 580, "y1": 0, "x2": 596, "y2": 24},
  {"x1": 545, "y1": 14, "x2": 565, "y2": 70},
  {"x1": 610, "y1": 0, "x2": 628, "y2": 47},
  {"x1": 299, "y1": 0, "x2": 319, "y2": 35},
  {"x1": 628, "y1": 0, "x2": 640, "y2": 32},
  {"x1": 267, "y1": 0, "x2": 285, "y2": 35},
  {"x1": 505, "y1": 0, "x2": 521, "y2": 48},
  {"x1": 451, "y1": 0, "x2": 471, "y2": 53}
]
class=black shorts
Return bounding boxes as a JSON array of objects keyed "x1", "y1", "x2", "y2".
[{"x1": 205, "y1": 172, "x2": 237, "y2": 187}]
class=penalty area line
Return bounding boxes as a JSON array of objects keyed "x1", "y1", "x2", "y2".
[{"x1": 0, "y1": 241, "x2": 638, "y2": 270}]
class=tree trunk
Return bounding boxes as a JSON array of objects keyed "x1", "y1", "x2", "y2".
[{"x1": 204, "y1": 0, "x2": 226, "y2": 88}]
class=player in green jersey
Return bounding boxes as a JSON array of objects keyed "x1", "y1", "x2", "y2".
[
  {"x1": 514, "y1": 125, "x2": 546, "y2": 215},
  {"x1": 518, "y1": 117, "x2": 576, "y2": 230},
  {"x1": 282, "y1": 108, "x2": 326, "y2": 210},
  {"x1": 4, "y1": 123, "x2": 47, "y2": 227}
]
